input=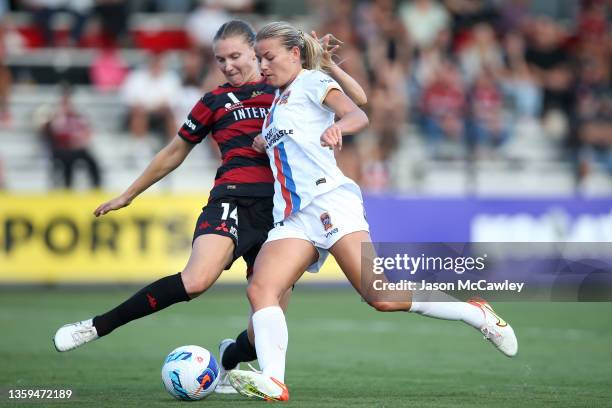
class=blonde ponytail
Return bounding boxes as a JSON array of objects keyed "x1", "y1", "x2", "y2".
[
  {"x1": 300, "y1": 31, "x2": 333, "y2": 73},
  {"x1": 256, "y1": 22, "x2": 332, "y2": 73}
]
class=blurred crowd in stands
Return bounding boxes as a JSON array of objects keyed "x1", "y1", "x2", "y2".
[{"x1": 0, "y1": 0, "x2": 610, "y2": 192}]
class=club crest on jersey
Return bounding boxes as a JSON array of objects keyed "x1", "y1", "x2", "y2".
[
  {"x1": 265, "y1": 102, "x2": 276, "y2": 128},
  {"x1": 320, "y1": 212, "x2": 333, "y2": 231},
  {"x1": 278, "y1": 91, "x2": 291, "y2": 105},
  {"x1": 251, "y1": 90, "x2": 264, "y2": 98}
]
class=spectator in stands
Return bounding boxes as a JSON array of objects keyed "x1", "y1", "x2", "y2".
[
  {"x1": 361, "y1": 145, "x2": 391, "y2": 193},
  {"x1": 497, "y1": 0, "x2": 531, "y2": 35},
  {"x1": 412, "y1": 26, "x2": 453, "y2": 89},
  {"x1": 576, "y1": 0, "x2": 608, "y2": 43},
  {"x1": 317, "y1": 2, "x2": 369, "y2": 184},
  {"x1": 576, "y1": 56, "x2": 612, "y2": 180},
  {"x1": 0, "y1": 55, "x2": 9, "y2": 127},
  {"x1": 0, "y1": 17, "x2": 13, "y2": 127},
  {"x1": 172, "y1": 49, "x2": 222, "y2": 161},
  {"x1": 41, "y1": 85, "x2": 101, "y2": 189},
  {"x1": 444, "y1": 0, "x2": 498, "y2": 40},
  {"x1": 399, "y1": 0, "x2": 450, "y2": 51},
  {"x1": 89, "y1": 38, "x2": 128, "y2": 92},
  {"x1": 147, "y1": 0, "x2": 194, "y2": 13},
  {"x1": 186, "y1": 0, "x2": 232, "y2": 61},
  {"x1": 0, "y1": 12, "x2": 24, "y2": 127},
  {"x1": 500, "y1": 30, "x2": 541, "y2": 119},
  {"x1": 172, "y1": 49, "x2": 204, "y2": 129},
  {"x1": 121, "y1": 52, "x2": 181, "y2": 142},
  {"x1": 467, "y1": 67, "x2": 510, "y2": 157},
  {"x1": 93, "y1": 0, "x2": 129, "y2": 45},
  {"x1": 24, "y1": 0, "x2": 92, "y2": 46},
  {"x1": 317, "y1": 6, "x2": 369, "y2": 93},
  {"x1": 575, "y1": 0, "x2": 609, "y2": 82},
  {"x1": 362, "y1": 0, "x2": 412, "y2": 75},
  {"x1": 369, "y1": 67, "x2": 409, "y2": 162},
  {"x1": 0, "y1": 0, "x2": 5, "y2": 126},
  {"x1": 525, "y1": 16, "x2": 576, "y2": 141},
  {"x1": 362, "y1": 0, "x2": 411, "y2": 163},
  {"x1": 185, "y1": 0, "x2": 254, "y2": 64},
  {"x1": 529, "y1": 0, "x2": 579, "y2": 23},
  {"x1": 419, "y1": 59, "x2": 467, "y2": 158},
  {"x1": 458, "y1": 22, "x2": 503, "y2": 84}
]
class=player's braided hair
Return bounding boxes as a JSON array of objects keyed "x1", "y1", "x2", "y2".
[
  {"x1": 255, "y1": 21, "x2": 332, "y2": 73},
  {"x1": 214, "y1": 19, "x2": 256, "y2": 47}
]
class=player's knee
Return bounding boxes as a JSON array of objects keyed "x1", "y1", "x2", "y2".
[
  {"x1": 368, "y1": 300, "x2": 401, "y2": 312},
  {"x1": 246, "y1": 279, "x2": 278, "y2": 308},
  {"x1": 246, "y1": 280, "x2": 264, "y2": 305},
  {"x1": 180, "y1": 268, "x2": 213, "y2": 298}
]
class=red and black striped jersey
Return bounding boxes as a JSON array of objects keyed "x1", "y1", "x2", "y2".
[{"x1": 178, "y1": 80, "x2": 275, "y2": 200}]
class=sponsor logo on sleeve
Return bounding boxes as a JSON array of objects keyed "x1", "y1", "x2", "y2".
[{"x1": 184, "y1": 118, "x2": 197, "y2": 130}]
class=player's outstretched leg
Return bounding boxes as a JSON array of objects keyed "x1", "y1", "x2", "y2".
[
  {"x1": 332, "y1": 231, "x2": 518, "y2": 357},
  {"x1": 466, "y1": 298, "x2": 518, "y2": 357},
  {"x1": 54, "y1": 272, "x2": 191, "y2": 352},
  {"x1": 408, "y1": 295, "x2": 518, "y2": 357},
  {"x1": 53, "y1": 234, "x2": 233, "y2": 352},
  {"x1": 53, "y1": 318, "x2": 99, "y2": 352}
]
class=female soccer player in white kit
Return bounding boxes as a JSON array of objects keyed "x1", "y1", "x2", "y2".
[{"x1": 229, "y1": 22, "x2": 518, "y2": 401}]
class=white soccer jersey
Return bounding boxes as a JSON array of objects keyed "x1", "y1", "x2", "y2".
[{"x1": 261, "y1": 69, "x2": 360, "y2": 223}]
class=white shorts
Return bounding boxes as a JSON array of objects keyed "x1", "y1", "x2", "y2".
[{"x1": 266, "y1": 183, "x2": 370, "y2": 272}]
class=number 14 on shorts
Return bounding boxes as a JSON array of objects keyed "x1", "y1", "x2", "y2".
[{"x1": 221, "y1": 203, "x2": 239, "y2": 224}]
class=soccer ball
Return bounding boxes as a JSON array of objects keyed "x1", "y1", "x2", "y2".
[{"x1": 161, "y1": 345, "x2": 220, "y2": 400}]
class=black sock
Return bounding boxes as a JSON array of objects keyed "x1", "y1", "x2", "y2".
[
  {"x1": 222, "y1": 329, "x2": 257, "y2": 370},
  {"x1": 92, "y1": 272, "x2": 190, "y2": 337}
]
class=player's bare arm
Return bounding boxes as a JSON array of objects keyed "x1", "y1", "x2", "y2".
[
  {"x1": 94, "y1": 136, "x2": 194, "y2": 217},
  {"x1": 320, "y1": 89, "x2": 369, "y2": 150},
  {"x1": 313, "y1": 30, "x2": 368, "y2": 106}
]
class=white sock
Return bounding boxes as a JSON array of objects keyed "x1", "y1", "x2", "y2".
[
  {"x1": 252, "y1": 306, "x2": 288, "y2": 383},
  {"x1": 409, "y1": 291, "x2": 484, "y2": 329}
]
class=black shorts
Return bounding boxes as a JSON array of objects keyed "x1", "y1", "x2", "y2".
[{"x1": 192, "y1": 196, "x2": 274, "y2": 274}]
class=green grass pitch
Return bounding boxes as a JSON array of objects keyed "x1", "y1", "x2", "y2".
[{"x1": 1, "y1": 286, "x2": 611, "y2": 407}]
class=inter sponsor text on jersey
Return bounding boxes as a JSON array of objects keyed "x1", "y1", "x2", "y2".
[
  {"x1": 178, "y1": 80, "x2": 275, "y2": 200},
  {"x1": 261, "y1": 69, "x2": 361, "y2": 223}
]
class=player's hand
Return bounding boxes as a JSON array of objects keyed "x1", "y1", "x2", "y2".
[
  {"x1": 311, "y1": 31, "x2": 342, "y2": 67},
  {"x1": 320, "y1": 124, "x2": 343, "y2": 151},
  {"x1": 252, "y1": 134, "x2": 266, "y2": 153},
  {"x1": 94, "y1": 194, "x2": 132, "y2": 217}
]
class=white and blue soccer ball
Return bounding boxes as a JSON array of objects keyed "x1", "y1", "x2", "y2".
[{"x1": 161, "y1": 345, "x2": 220, "y2": 400}]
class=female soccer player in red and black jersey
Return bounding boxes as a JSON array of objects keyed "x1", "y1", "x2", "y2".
[{"x1": 53, "y1": 20, "x2": 366, "y2": 393}]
